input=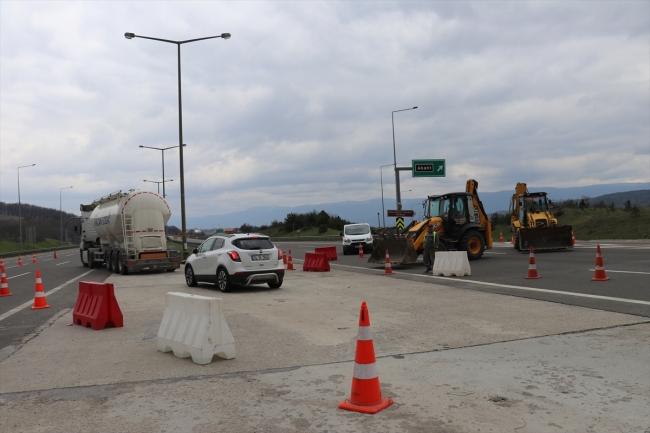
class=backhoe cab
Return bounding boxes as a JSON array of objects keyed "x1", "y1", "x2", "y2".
[{"x1": 369, "y1": 179, "x2": 492, "y2": 264}]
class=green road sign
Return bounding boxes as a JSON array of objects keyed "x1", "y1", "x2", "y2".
[
  {"x1": 396, "y1": 217, "x2": 405, "y2": 230},
  {"x1": 412, "y1": 159, "x2": 445, "y2": 177}
]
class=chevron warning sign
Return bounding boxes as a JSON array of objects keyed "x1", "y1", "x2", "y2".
[{"x1": 396, "y1": 217, "x2": 405, "y2": 230}]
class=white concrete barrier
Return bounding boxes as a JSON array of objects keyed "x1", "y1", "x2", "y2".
[
  {"x1": 432, "y1": 252, "x2": 471, "y2": 277},
  {"x1": 157, "y1": 292, "x2": 235, "y2": 364}
]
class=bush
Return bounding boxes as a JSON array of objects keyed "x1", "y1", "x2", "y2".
[{"x1": 318, "y1": 224, "x2": 328, "y2": 234}]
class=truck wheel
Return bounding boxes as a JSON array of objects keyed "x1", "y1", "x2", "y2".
[
  {"x1": 117, "y1": 253, "x2": 127, "y2": 275},
  {"x1": 106, "y1": 251, "x2": 112, "y2": 272},
  {"x1": 111, "y1": 252, "x2": 119, "y2": 273},
  {"x1": 184, "y1": 265, "x2": 198, "y2": 287},
  {"x1": 217, "y1": 268, "x2": 232, "y2": 293},
  {"x1": 459, "y1": 230, "x2": 485, "y2": 261},
  {"x1": 89, "y1": 251, "x2": 96, "y2": 269},
  {"x1": 81, "y1": 251, "x2": 89, "y2": 267}
]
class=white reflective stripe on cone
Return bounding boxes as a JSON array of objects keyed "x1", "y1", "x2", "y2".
[
  {"x1": 353, "y1": 362, "x2": 378, "y2": 380},
  {"x1": 595, "y1": 265, "x2": 605, "y2": 270},
  {"x1": 34, "y1": 292, "x2": 45, "y2": 298},
  {"x1": 528, "y1": 265, "x2": 536, "y2": 270},
  {"x1": 357, "y1": 326, "x2": 372, "y2": 341},
  {"x1": 36, "y1": 278, "x2": 42, "y2": 283}
]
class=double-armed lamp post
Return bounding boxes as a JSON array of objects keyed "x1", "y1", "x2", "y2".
[{"x1": 125, "y1": 31, "x2": 231, "y2": 259}]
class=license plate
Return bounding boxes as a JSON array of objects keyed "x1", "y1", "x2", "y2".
[{"x1": 251, "y1": 254, "x2": 270, "y2": 261}]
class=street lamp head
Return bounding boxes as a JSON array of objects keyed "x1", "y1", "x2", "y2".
[
  {"x1": 220, "y1": 33, "x2": 231, "y2": 40},
  {"x1": 125, "y1": 32, "x2": 135, "y2": 40},
  {"x1": 139, "y1": 145, "x2": 144, "y2": 148}
]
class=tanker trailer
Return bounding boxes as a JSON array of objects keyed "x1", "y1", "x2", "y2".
[{"x1": 79, "y1": 190, "x2": 180, "y2": 274}]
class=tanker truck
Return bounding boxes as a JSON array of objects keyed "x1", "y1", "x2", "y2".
[{"x1": 78, "y1": 190, "x2": 180, "y2": 274}]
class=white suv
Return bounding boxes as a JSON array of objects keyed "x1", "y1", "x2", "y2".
[
  {"x1": 185, "y1": 233, "x2": 284, "y2": 292},
  {"x1": 341, "y1": 223, "x2": 373, "y2": 255}
]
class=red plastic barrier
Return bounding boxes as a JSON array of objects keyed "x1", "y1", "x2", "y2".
[
  {"x1": 315, "y1": 246, "x2": 338, "y2": 261},
  {"x1": 72, "y1": 281, "x2": 123, "y2": 330},
  {"x1": 303, "y1": 252, "x2": 330, "y2": 272}
]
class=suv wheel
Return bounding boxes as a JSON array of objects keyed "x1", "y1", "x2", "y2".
[
  {"x1": 185, "y1": 265, "x2": 198, "y2": 287},
  {"x1": 268, "y1": 279, "x2": 283, "y2": 289},
  {"x1": 217, "y1": 268, "x2": 232, "y2": 293}
]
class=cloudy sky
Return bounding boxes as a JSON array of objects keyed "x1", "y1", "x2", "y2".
[{"x1": 1, "y1": 1, "x2": 648, "y2": 220}]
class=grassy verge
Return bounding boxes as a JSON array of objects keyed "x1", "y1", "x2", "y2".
[
  {"x1": 0, "y1": 238, "x2": 72, "y2": 254},
  {"x1": 491, "y1": 207, "x2": 650, "y2": 241}
]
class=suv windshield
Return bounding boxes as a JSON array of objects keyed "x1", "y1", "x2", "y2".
[
  {"x1": 344, "y1": 224, "x2": 370, "y2": 235},
  {"x1": 232, "y1": 238, "x2": 274, "y2": 250}
]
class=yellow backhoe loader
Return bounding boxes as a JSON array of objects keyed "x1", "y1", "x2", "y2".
[
  {"x1": 509, "y1": 182, "x2": 573, "y2": 251},
  {"x1": 369, "y1": 179, "x2": 492, "y2": 264}
]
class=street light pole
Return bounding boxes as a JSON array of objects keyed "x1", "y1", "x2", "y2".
[
  {"x1": 17, "y1": 164, "x2": 35, "y2": 250},
  {"x1": 126, "y1": 32, "x2": 231, "y2": 259},
  {"x1": 392, "y1": 106, "x2": 417, "y2": 210},
  {"x1": 144, "y1": 179, "x2": 174, "y2": 195},
  {"x1": 139, "y1": 144, "x2": 185, "y2": 198},
  {"x1": 60, "y1": 186, "x2": 73, "y2": 243},
  {"x1": 380, "y1": 164, "x2": 393, "y2": 228}
]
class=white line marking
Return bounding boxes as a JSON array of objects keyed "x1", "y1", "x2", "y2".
[
  {"x1": 589, "y1": 269, "x2": 650, "y2": 275},
  {"x1": 55, "y1": 261, "x2": 70, "y2": 266},
  {"x1": 7, "y1": 272, "x2": 30, "y2": 279},
  {"x1": 324, "y1": 262, "x2": 650, "y2": 306},
  {"x1": 484, "y1": 252, "x2": 506, "y2": 255},
  {"x1": 0, "y1": 269, "x2": 95, "y2": 322}
]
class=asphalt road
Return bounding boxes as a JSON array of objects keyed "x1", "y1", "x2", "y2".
[
  {"x1": 275, "y1": 239, "x2": 650, "y2": 318},
  {"x1": 0, "y1": 249, "x2": 110, "y2": 354}
]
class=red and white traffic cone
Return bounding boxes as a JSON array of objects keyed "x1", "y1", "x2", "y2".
[
  {"x1": 0, "y1": 257, "x2": 4, "y2": 267},
  {"x1": 571, "y1": 232, "x2": 577, "y2": 245},
  {"x1": 499, "y1": 231, "x2": 505, "y2": 243},
  {"x1": 591, "y1": 244, "x2": 609, "y2": 281},
  {"x1": 53, "y1": 251, "x2": 58, "y2": 259},
  {"x1": 281, "y1": 250, "x2": 287, "y2": 269},
  {"x1": 32, "y1": 253, "x2": 37, "y2": 264},
  {"x1": 510, "y1": 235, "x2": 514, "y2": 245},
  {"x1": 383, "y1": 250, "x2": 394, "y2": 275},
  {"x1": 286, "y1": 250, "x2": 295, "y2": 271},
  {"x1": 525, "y1": 247, "x2": 541, "y2": 279},
  {"x1": 31, "y1": 270, "x2": 50, "y2": 310},
  {"x1": 17, "y1": 254, "x2": 23, "y2": 266},
  {"x1": 0, "y1": 266, "x2": 12, "y2": 297},
  {"x1": 358, "y1": 243, "x2": 365, "y2": 258},
  {"x1": 339, "y1": 301, "x2": 393, "y2": 414}
]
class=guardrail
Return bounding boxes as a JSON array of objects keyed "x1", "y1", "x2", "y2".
[
  {"x1": 270, "y1": 236, "x2": 341, "y2": 242},
  {"x1": 0, "y1": 244, "x2": 79, "y2": 258}
]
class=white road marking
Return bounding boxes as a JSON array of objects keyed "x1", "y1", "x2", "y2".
[
  {"x1": 320, "y1": 262, "x2": 650, "y2": 306},
  {"x1": 484, "y1": 252, "x2": 506, "y2": 255},
  {"x1": 55, "y1": 261, "x2": 70, "y2": 266},
  {"x1": 589, "y1": 269, "x2": 650, "y2": 275},
  {"x1": 7, "y1": 272, "x2": 30, "y2": 279},
  {"x1": 0, "y1": 269, "x2": 95, "y2": 322}
]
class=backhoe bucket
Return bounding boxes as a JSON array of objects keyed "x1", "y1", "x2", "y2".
[
  {"x1": 519, "y1": 226, "x2": 573, "y2": 251},
  {"x1": 368, "y1": 238, "x2": 419, "y2": 265}
]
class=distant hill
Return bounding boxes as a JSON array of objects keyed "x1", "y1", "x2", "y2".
[
  {"x1": 588, "y1": 190, "x2": 650, "y2": 208},
  {"x1": 170, "y1": 182, "x2": 650, "y2": 229}
]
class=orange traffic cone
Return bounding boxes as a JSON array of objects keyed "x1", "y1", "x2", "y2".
[
  {"x1": 32, "y1": 253, "x2": 37, "y2": 264},
  {"x1": 281, "y1": 250, "x2": 287, "y2": 269},
  {"x1": 18, "y1": 254, "x2": 23, "y2": 266},
  {"x1": 287, "y1": 250, "x2": 295, "y2": 271},
  {"x1": 499, "y1": 231, "x2": 505, "y2": 243},
  {"x1": 525, "y1": 247, "x2": 541, "y2": 279},
  {"x1": 0, "y1": 266, "x2": 12, "y2": 297},
  {"x1": 510, "y1": 235, "x2": 514, "y2": 245},
  {"x1": 0, "y1": 257, "x2": 4, "y2": 267},
  {"x1": 339, "y1": 302, "x2": 393, "y2": 414},
  {"x1": 383, "y1": 250, "x2": 394, "y2": 275},
  {"x1": 31, "y1": 270, "x2": 50, "y2": 309},
  {"x1": 571, "y1": 232, "x2": 577, "y2": 245},
  {"x1": 591, "y1": 245, "x2": 609, "y2": 281},
  {"x1": 358, "y1": 243, "x2": 365, "y2": 258},
  {"x1": 53, "y1": 251, "x2": 58, "y2": 259}
]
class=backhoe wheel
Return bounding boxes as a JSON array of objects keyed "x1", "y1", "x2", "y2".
[
  {"x1": 459, "y1": 230, "x2": 485, "y2": 261},
  {"x1": 513, "y1": 232, "x2": 521, "y2": 251}
]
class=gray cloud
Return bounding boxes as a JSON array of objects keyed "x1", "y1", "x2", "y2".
[{"x1": 1, "y1": 1, "x2": 648, "y2": 221}]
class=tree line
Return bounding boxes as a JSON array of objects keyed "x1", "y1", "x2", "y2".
[
  {"x1": 0, "y1": 201, "x2": 79, "y2": 242},
  {"x1": 240, "y1": 210, "x2": 351, "y2": 234}
]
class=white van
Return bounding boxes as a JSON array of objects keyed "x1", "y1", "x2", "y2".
[{"x1": 340, "y1": 223, "x2": 373, "y2": 255}]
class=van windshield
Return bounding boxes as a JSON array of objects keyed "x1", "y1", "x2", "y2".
[{"x1": 345, "y1": 224, "x2": 370, "y2": 235}]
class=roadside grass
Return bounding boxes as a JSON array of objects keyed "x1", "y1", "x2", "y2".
[
  {"x1": 490, "y1": 207, "x2": 650, "y2": 241},
  {"x1": 260, "y1": 227, "x2": 341, "y2": 237},
  {"x1": 0, "y1": 238, "x2": 70, "y2": 254}
]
